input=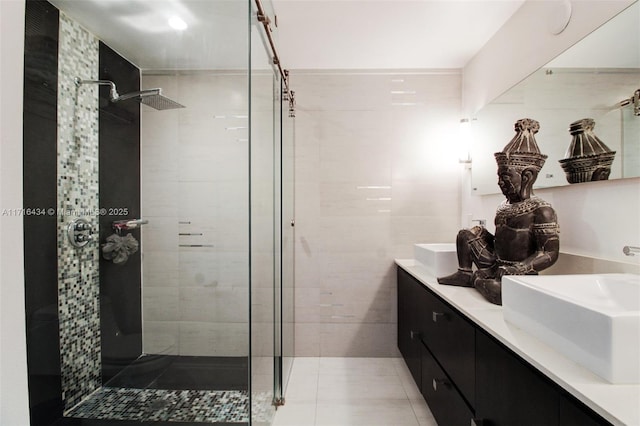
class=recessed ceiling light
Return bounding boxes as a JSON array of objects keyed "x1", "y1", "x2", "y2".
[{"x1": 168, "y1": 16, "x2": 188, "y2": 31}]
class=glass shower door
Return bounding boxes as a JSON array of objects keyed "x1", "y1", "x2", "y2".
[
  {"x1": 249, "y1": 0, "x2": 295, "y2": 417},
  {"x1": 280, "y1": 82, "x2": 295, "y2": 398},
  {"x1": 249, "y1": 1, "x2": 279, "y2": 421}
]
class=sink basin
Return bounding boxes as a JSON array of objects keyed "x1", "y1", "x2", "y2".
[
  {"x1": 502, "y1": 274, "x2": 640, "y2": 384},
  {"x1": 414, "y1": 243, "x2": 457, "y2": 278}
]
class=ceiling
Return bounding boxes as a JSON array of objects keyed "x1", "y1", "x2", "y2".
[
  {"x1": 273, "y1": 0, "x2": 525, "y2": 70},
  {"x1": 51, "y1": 0, "x2": 525, "y2": 71}
]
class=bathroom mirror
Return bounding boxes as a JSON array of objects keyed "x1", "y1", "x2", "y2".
[{"x1": 471, "y1": 2, "x2": 640, "y2": 195}]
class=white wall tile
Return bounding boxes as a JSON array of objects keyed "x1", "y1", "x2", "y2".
[
  {"x1": 143, "y1": 321, "x2": 179, "y2": 355},
  {"x1": 319, "y1": 323, "x2": 399, "y2": 357},
  {"x1": 178, "y1": 321, "x2": 248, "y2": 356},
  {"x1": 294, "y1": 323, "x2": 322, "y2": 356},
  {"x1": 141, "y1": 181, "x2": 179, "y2": 217},
  {"x1": 179, "y1": 286, "x2": 248, "y2": 323},
  {"x1": 293, "y1": 72, "x2": 462, "y2": 357},
  {"x1": 142, "y1": 251, "x2": 179, "y2": 287},
  {"x1": 141, "y1": 73, "x2": 251, "y2": 356},
  {"x1": 143, "y1": 287, "x2": 180, "y2": 321}
]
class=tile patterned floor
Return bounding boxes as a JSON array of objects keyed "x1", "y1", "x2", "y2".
[
  {"x1": 67, "y1": 388, "x2": 250, "y2": 423},
  {"x1": 272, "y1": 357, "x2": 437, "y2": 426}
]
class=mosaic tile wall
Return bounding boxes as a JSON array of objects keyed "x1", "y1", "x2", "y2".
[{"x1": 56, "y1": 13, "x2": 102, "y2": 412}]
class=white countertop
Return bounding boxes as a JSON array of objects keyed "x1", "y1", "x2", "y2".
[{"x1": 395, "y1": 259, "x2": 640, "y2": 426}]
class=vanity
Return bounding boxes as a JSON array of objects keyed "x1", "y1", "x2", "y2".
[{"x1": 396, "y1": 259, "x2": 640, "y2": 426}]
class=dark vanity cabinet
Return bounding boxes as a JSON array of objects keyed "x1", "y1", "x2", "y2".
[
  {"x1": 397, "y1": 266, "x2": 613, "y2": 426},
  {"x1": 475, "y1": 329, "x2": 612, "y2": 426},
  {"x1": 397, "y1": 267, "x2": 425, "y2": 386},
  {"x1": 475, "y1": 329, "x2": 559, "y2": 426},
  {"x1": 397, "y1": 267, "x2": 474, "y2": 425},
  {"x1": 421, "y1": 344, "x2": 474, "y2": 425}
]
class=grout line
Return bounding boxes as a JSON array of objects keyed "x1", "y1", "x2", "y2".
[
  {"x1": 313, "y1": 357, "x2": 320, "y2": 426},
  {"x1": 393, "y1": 358, "x2": 428, "y2": 426}
]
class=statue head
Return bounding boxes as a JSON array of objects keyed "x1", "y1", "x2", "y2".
[{"x1": 495, "y1": 118, "x2": 547, "y2": 203}]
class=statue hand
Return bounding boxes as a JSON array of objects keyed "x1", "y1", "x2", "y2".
[
  {"x1": 496, "y1": 266, "x2": 512, "y2": 279},
  {"x1": 496, "y1": 264, "x2": 528, "y2": 278},
  {"x1": 470, "y1": 225, "x2": 484, "y2": 236}
]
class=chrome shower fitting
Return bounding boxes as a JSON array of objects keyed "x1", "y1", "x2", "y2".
[
  {"x1": 67, "y1": 217, "x2": 96, "y2": 248},
  {"x1": 75, "y1": 78, "x2": 185, "y2": 110},
  {"x1": 618, "y1": 89, "x2": 640, "y2": 116},
  {"x1": 623, "y1": 246, "x2": 640, "y2": 256},
  {"x1": 75, "y1": 78, "x2": 119, "y2": 101}
]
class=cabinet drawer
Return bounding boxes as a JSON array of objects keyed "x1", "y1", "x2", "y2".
[
  {"x1": 421, "y1": 288, "x2": 475, "y2": 405},
  {"x1": 421, "y1": 343, "x2": 474, "y2": 426}
]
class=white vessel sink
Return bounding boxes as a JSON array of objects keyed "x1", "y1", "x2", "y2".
[
  {"x1": 502, "y1": 273, "x2": 640, "y2": 384},
  {"x1": 414, "y1": 243, "x2": 457, "y2": 278}
]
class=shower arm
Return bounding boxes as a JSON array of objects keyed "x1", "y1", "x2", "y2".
[
  {"x1": 75, "y1": 78, "x2": 120, "y2": 102},
  {"x1": 618, "y1": 88, "x2": 640, "y2": 116}
]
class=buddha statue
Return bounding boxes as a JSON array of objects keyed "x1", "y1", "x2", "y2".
[{"x1": 437, "y1": 118, "x2": 559, "y2": 305}]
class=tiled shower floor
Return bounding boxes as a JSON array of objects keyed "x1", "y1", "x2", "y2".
[
  {"x1": 66, "y1": 387, "x2": 250, "y2": 423},
  {"x1": 104, "y1": 355, "x2": 249, "y2": 391},
  {"x1": 61, "y1": 355, "x2": 269, "y2": 425}
]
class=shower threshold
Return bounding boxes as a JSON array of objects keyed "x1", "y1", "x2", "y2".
[{"x1": 60, "y1": 355, "x2": 267, "y2": 425}]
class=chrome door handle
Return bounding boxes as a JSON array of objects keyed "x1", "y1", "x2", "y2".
[
  {"x1": 432, "y1": 311, "x2": 446, "y2": 322},
  {"x1": 432, "y1": 378, "x2": 449, "y2": 391}
]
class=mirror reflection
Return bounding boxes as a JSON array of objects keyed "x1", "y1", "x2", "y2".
[{"x1": 472, "y1": 2, "x2": 640, "y2": 195}]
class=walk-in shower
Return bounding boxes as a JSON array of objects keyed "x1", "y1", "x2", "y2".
[{"x1": 22, "y1": 0, "x2": 294, "y2": 425}]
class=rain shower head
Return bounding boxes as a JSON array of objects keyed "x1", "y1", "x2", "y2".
[
  {"x1": 75, "y1": 78, "x2": 185, "y2": 110},
  {"x1": 115, "y1": 88, "x2": 185, "y2": 110}
]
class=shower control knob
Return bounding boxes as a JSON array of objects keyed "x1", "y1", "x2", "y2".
[
  {"x1": 75, "y1": 234, "x2": 93, "y2": 243},
  {"x1": 75, "y1": 222, "x2": 92, "y2": 232},
  {"x1": 67, "y1": 217, "x2": 94, "y2": 248}
]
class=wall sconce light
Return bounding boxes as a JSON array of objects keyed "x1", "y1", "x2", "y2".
[{"x1": 458, "y1": 118, "x2": 475, "y2": 165}]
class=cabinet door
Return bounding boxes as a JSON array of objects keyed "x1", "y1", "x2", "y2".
[
  {"x1": 476, "y1": 330, "x2": 559, "y2": 426},
  {"x1": 422, "y1": 289, "x2": 475, "y2": 405},
  {"x1": 397, "y1": 267, "x2": 423, "y2": 386},
  {"x1": 559, "y1": 393, "x2": 612, "y2": 426},
  {"x1": 422, "y1": 343, "x2": 474, "y2": 426}
]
